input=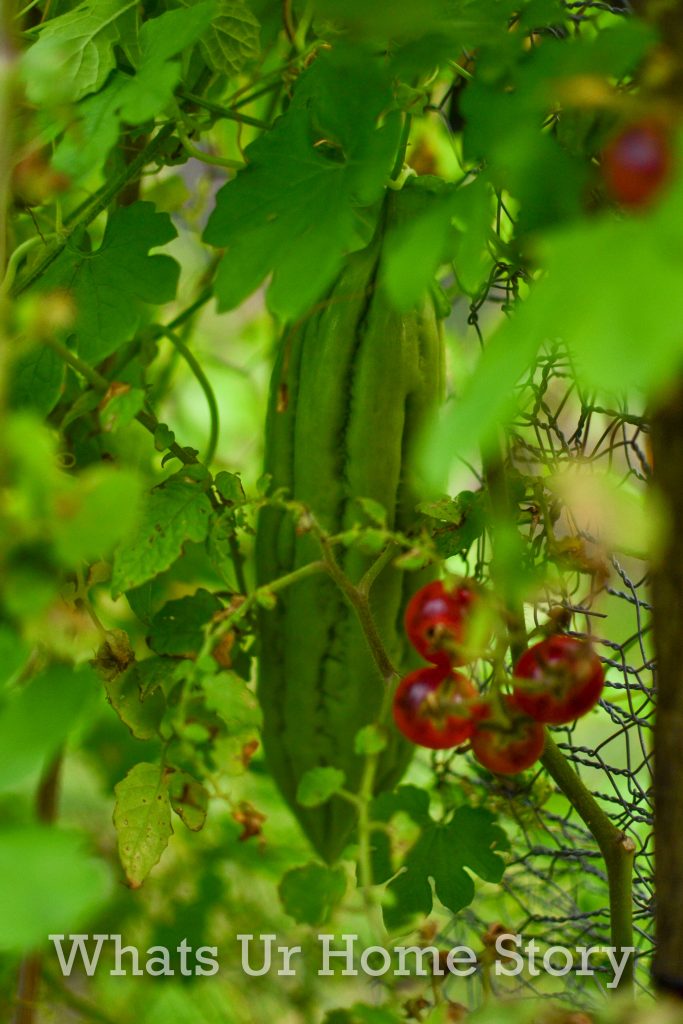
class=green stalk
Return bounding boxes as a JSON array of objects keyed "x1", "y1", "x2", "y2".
[
  {"x1": 484, "y1": 445, "x2": 635, "y2": 990},
  {"x1": 157, "y1": 326, "x2": 220, "y2": 467}
]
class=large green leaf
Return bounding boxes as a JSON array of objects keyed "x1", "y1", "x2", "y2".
[
  {"x1": 24, "y1": 0, "x2": 138, "y2": 103},
  {"x1": 112, "y1": 469, "x2": 213, "y2": 596},
  {"x1": 371, "y1": 787, "x2": 508, "y2": 928},
  {"x1": 114, "y1": 762, "x2": 173, "y2": 887},
  {"x1": 53, "y1": 3, "x2": 215, "y2": 180},
  {"x1": 181, "y1": 0, "x2": 260, "y2": 75},
  {"x1": 38, "y1": 202, "x2": 179, "y2": 363},
  {"x1": 203, "y1": 46, "x2": 402, "y2": 317}
]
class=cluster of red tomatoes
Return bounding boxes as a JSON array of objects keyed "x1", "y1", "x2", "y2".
[{"x1": 393, "y1": 580, "x2": 605, "y2": 775}]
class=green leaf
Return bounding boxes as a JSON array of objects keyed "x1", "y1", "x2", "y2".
[
  {"x1": 207, "y1": 511, "x2": 240, "y2": 589},
  {"x1": 181, "y1": 0, "x2": 260, "y2": 75},
  {"x1": 104, "y1": 660, "x2": 166, "y2": 740},
  {"x1": 118, "y1": 3, "x2": 217, "y2": 123},
  {"x1": 99, "y1": 385, "x2": 146, "y2": 433},
  {"x1": 111, "y1": 470, "x2": 213, "y2": 596},
  {"x1": 52, "y1": 466, "x2": 142, "y2": 565},
  {"x1": 214, "y1": 470, "x2": 246, "y2": 503},
  {"x1": 371, "y1": 795, "x2": 508, "y2": 928},
  {"x1": 23, "y1": 0, "x2": 138, "y2": 103},
  {"x1": 0, "y1": 827, "x2": 110, "y2": 953},
  {"x1": 148, "y1": 589, "x2": 222, "y2": 657},
  {"x1": 418, "y1": 491, "x2": 486, "y2": 559},
  {"x1": 52, "y1": 0, "x2": 214, "y2": 180},
  {"x1": 354, "y1": 724, "x2": 388, "y2": 755},
  {"x1": 296, "y1": 767, "x2": 346, "y2": 808},
  {"x1": 38, "y1": 202, "x2": 179, "y2": 363},
  {"x1": 420, "y1": 317, "x2": 540, "y2": 490},
  {"x1": 379, "y1": 176, "x2": 491, "y2": 310},
  {"x1": 0, "y1": 663, "x2": 99, "y2": 793},
  {"x1": 0, "y1": 627, "x2": 30, "y2": 688},
  {"x1": 202, "y1": 672, "x2": 262, "y2": 734},
  {"x1": 278, "y1": 862, "x2": 346, "y2": 925},
  {"x1": 113, "y1": 762, "x2": 173, "y2": 887},
  {"x1": 169, "y1": 771, "x2": 209, "y2": 831},
  {"x1": 312, "y1": 0, "x2": 501, "y2": 46},
  {"x1": 10, "y1": 343, "x2": 64, "y2": 415},
  {"x1": 204, "y1": 46, "x2": 401, "y2": 317},
  {"x1": 516, "y1": 185, "x2": 683, "y2": 399},
  {"x1": 154, "y1": 423, "x2": 176, "y2": 451}
]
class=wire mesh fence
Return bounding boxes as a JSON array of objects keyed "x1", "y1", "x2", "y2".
[{"x1": 433, "y1": 297, "x2": 654, "y2": 1006}]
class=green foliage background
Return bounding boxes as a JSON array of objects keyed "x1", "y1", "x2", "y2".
[{"x1": 0, "y1": 0, "x2": 672, "y2": 1020}]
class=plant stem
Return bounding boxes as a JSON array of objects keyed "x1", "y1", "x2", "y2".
[
  {"x1": 483, "y1": 442, "x2": 635, "y2": 990},
  {"x1": 198, "y1": 559, "x2": 326, "y2": 661},
  {"x1": 390, "y1": 113, "x2": 413, "y2": 181},
  {"x1": 357, "y1": 542, "x2": 397, "y2": 597},
  {"x1": 178, "y1": 91, "x2": 271, "y2": 130},
  {"x1": 13, "y1": 753, "x2": 63, "y2": 1024},
  {"x1": 175, "y1": 120, "x2": 245, "y2": 170},
  {"x1": 541, "y1": 734, "x2": 636, "y2": 980},
  {"x1": 157, "y1": 326, "x2": 220, "y2": 466},
  {"x1": 318, "y1": 534, "x2": 398, "y2": 683}
]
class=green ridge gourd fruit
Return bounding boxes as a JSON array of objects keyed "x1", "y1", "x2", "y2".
[{"x1": 255, "y1": 183, "x2": 445, "y2": 862}]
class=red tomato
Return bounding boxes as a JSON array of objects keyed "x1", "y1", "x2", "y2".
[
  {"x1": 393, "y1": 666, "x2": 478, "y2": 750},
  {"x1": 471, "y1": 695, "x2": 545, "y2": 774},
  {"x1": 404, "y1": 579, "x2": 485, "y2": 667},
  {"x1": 512, "y1": 635, "x2": 605, "y2": 726},
  {"x1": 601, "y1": 119, "x2": 672, "y2": 209}
]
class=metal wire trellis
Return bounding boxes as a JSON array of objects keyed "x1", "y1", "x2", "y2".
[{"x1": 436, "y1": 321, "x2": 654, "y2": 1007}]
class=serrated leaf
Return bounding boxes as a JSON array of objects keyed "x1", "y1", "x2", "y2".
[
  {"x1": 202, "y1": 672, "x2": 262, "y2": 734},
  {"x1": 297, "y1": 767, "x2": 346, "y2": 808},
  {"x1": 203, "y1": 46, "x2": 401, "y2": 318},
  {"x1": 24, "y1": 0, "x2": 138, "y2": 103},
  {"x1": 0, "y1": 827, "x2": 110, "y2": 953},
  {"x1": 181, "y1": 0, "x2": 260, "y2": 75},
  {"x1": 118, "y1": 3, "x2": 216, "y2": 123},
  {"x1": 169, "y1": 771, "x2": 209, "y2": 831},
  {"x1": 148, "y1": 589, "x2": 222, "y2": 658},
  {"x1": 154, "y1": 423, "x2": 176, "y2": 451},
  {"x1": 111, "y1": 471, "x2": 213, "y2": 596},
  {"x1": 371, "y1": 793, "x2": 508, "y2": 928},
  {"x1": 37, "y1": 202, "x2": 179, "y2": 363},
  {"x1": 207, "y1": 510, "x2": 240, "y2": 589},
  {"x1": 214, "y1": 470, "x2": 246, "y2": 503},
  {"x1": 104, "y1": 660, "x2": 166, "y2": 740},
  {"x1": 114, "y1": 762, "x2": 173, "y2": 887},
  {"x1": 50, "y1": 4, "x2": 215, "y2": 178},
  {"x1": 418, "y1": 491, "x2": 486, "y2": 559},
  {"x1": 278, "y1": 863, "x2": 346, "y2": 925},
  {"x1": 10, "y1": 343, "x2": 64, "y2": 415}
]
